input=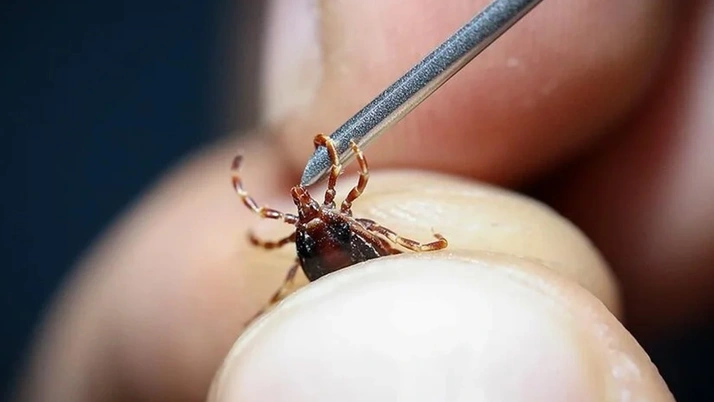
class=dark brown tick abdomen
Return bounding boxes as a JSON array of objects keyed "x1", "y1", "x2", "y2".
[{"x1": 296, "y1": 216, "x2": 399, "y2": 282}]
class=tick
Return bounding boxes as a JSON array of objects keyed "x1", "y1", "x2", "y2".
[{"x1": 232, "y1": 134, "x2": 448, "y2": 322}]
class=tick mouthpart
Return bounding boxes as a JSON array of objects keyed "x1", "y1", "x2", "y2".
[{"x1": 291, "y1": 186, "x2": 320, "y2": 220}]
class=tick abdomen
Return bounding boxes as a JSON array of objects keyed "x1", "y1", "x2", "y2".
[{"x1": 296, "y1": 218, "x2": 398, "y2": 282}]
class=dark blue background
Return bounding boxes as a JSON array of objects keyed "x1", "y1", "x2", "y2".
[{"x1": 1, "y1": 1, "x2": 711, "y2": 401}]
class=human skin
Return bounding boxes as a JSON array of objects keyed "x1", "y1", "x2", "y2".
[{"x1": 14, "y1": 0, "x2": 714, "y2": 401}]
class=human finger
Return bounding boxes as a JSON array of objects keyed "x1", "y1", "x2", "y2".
[
  {"x1": 261, "y1": 0, "x2": 675, "y2": 184},
  {"x1": 211, "y1": 171, "x2": 634, "y2": 400},
  {"x1": 546, "y1": 0, "x2": 714, "y2": 337},
  {"x1": 209, "y1": 254, "x2": 672, "y2": 402}
]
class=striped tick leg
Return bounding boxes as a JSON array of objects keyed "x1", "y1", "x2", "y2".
[
  {"x1": 248, "y1": 231, "x2": 296, "y2": 250},
  {"x1": 245, "y1": 262, "x2": 300, "y2": 327},
  {"x1": 341, "y1": 140, "x2": 369, "y2": 215},
  {"x1": 313, "y1": 134, "x2": 342, "y2": 209},
  {"x1": 358, "y1": 218, "x2": 448, "y2": 252},
  {"x1": 231, "y1": 155, "x2": 298, "y2": 224}
]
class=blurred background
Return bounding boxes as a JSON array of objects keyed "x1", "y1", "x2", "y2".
[
  {"x1": 1, "y1": 1, "x2": 712, "y2": 401},
  {"x1": 2, "y1": 0, "x2": 259, "y2": 398}
]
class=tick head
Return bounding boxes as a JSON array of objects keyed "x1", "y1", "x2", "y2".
[{"x1": 291, "y1": 185, "x2": 320, "y2": 221}]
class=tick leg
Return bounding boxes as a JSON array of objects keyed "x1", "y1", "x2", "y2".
[
  {"x1": 249, "y1": 231, "x2": 296, "y2": 250},
  {"x1": 340, "y1": 140, "x2": 369, "y2": 215},
  {"x1": 232, "y1": 155, "x2": 298, "y2": 224},
  {"x1": 313, "y1": 134, "x2": 341, "y2": 209},
  {"x1": 358, "y1": 218, "x2": 448, "y2": 252},
  {"x1": 267, "y1": 263, "x2": 300, "y2": 304},
  {"x1": 245, "y1": 262, "x2": 300, "y2": 326}
]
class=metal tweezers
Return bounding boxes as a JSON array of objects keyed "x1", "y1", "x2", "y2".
[{"x1": 300, "y1": 0, "x2": 544, "y2": 187}]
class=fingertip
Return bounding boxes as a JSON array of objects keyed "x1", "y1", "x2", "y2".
[{"x1": 209, "y1": 254, "x2": 673, "y2": 402}]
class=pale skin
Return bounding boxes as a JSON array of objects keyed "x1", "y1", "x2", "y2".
[{"x1": 13, "y1": 0, "x2": 714, "y2": 401}]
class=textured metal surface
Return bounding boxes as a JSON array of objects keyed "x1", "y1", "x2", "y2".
[{"x1": 300, "y1": 0, "x2": 543, "y2": 187}]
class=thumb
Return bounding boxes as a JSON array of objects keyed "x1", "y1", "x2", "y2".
[{"x1": 208, "y1": 254, "x2": 674, "y2": 402}]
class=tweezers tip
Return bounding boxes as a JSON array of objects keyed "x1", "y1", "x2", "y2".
[
  {"x1": 299, "y1": 170, "x2": 316, "y2": 187},
  {"x1": 300, "y1": 148, "x2": 328, "y2": 187}
]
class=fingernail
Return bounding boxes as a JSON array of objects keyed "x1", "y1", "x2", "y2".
[
  {"x1": 260, "y1": 0, "x2": 322, "y2": 124},
  {"x1": 209, "y1": 255, "x2": 673, "y2": 402}
]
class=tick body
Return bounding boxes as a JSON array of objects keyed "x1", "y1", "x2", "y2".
[{"x1": 232, "y1": 134, "x2": 448, "y2": 321}]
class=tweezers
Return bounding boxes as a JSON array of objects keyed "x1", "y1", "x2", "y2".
[{"x1": 300, "y1": 0, "x2": 544, "y2": 187}]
